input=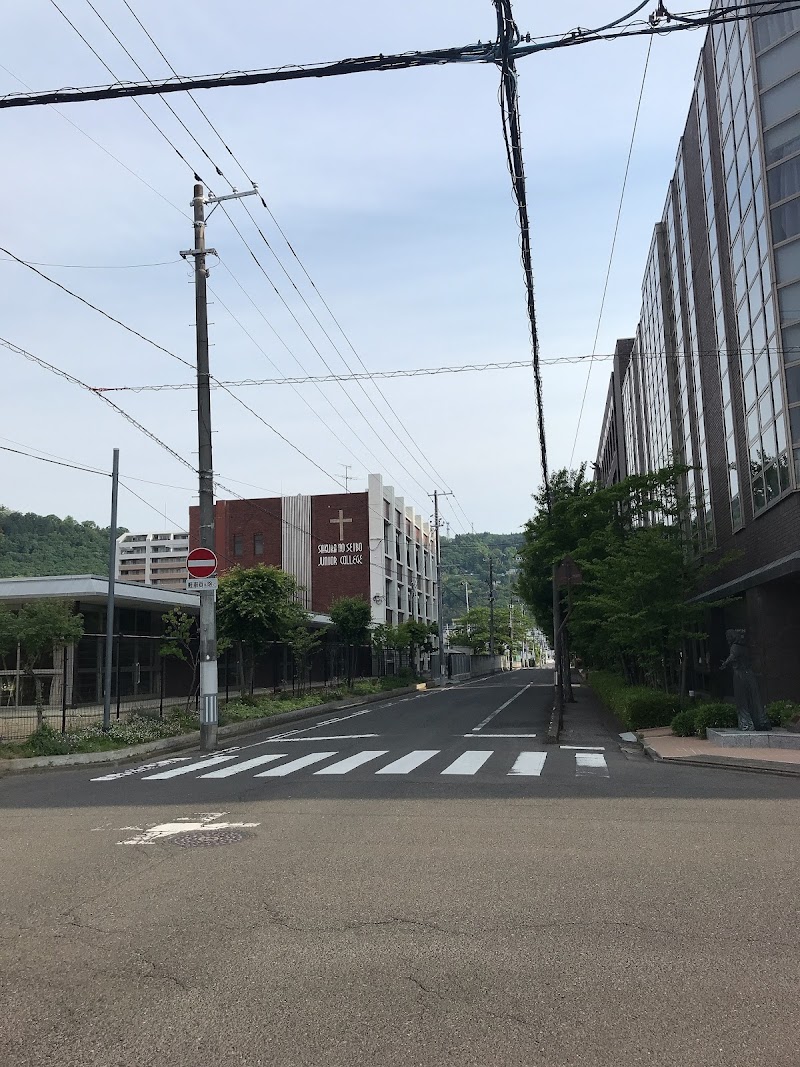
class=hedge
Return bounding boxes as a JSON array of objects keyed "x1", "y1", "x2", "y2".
[
  {"x1": 589, "y1": 671, "x2": 684, "y2": 730},
  {"x1": 767, "y1": 700, "x2": 800, "y2": 728}
]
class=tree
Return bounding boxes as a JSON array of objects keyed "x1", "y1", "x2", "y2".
[
  {"x1": 159, "y1": 609, "x2": 201, "y2": 713},
  {"x1": 401, "y1": 620, "x2": 436, "y2": 674},
  {"x1": 329, "y1": 596, "x2": 372, "y2": 685},
  {"x1": 12, "y1": 601, "x2": 84, "y2": 726},
  {"x1": 216, "y1": 566, "x2": 308, "y2": 697},
  {"x1": 288, "y1": 625, "x2": 323, "y2": 695}
]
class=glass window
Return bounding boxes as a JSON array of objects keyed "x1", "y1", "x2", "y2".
[
  {"x1": 772, "y1": 197, "x2": 800, "y2": 242},
  {"x1": 783, "y1": 321, "x2": 800, "y2": 360},
  {"x1": 757, "y1": 31, "x2": 800, "y2": 89},
  {"x1": 761, "y1": 70, "x2": 800, "y2": 129},
  {"x1": 787, "y1": 364, "x2": 800, "y2": 403},
  {"x1": 745, "y1": 369, "x2": 758, "y2": 410},
  {"x1": 768, "y1": 154, "x2": 800, "y2": 203},
  {"x1": 790, "y1": 405, "x2": 800, "y2": 444},
  {"x1": 779, "y1": 278, "x2": 800, "y2": 322},
  {"x1": 253, "y1": 533, "x2": 264, "y2": 556},
  {"x1": 764, "y1": 111, "x2": 800, "y2": 165},
  {"x1": 234, "y1": 534, "x2": 243, "y2": 557},
  {"x1": 754, "y1": 11, "x2": 800, "y2": 53},
  {"x1": 775, "y1": 237, "x2": 800, "y2": 283},
  {"x1": 756, "y1": 349, "x2": 771, "y2": 394}
]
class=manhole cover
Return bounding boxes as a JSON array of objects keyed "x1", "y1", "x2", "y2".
[{"x1": 171, "y1": 829, "x2": 251, "y2": 848}]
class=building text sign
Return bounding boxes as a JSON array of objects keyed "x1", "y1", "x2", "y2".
[{"x1": 318, "y1": 541, "x2": 364, "y2": 567}]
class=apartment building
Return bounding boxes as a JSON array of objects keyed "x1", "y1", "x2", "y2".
[{"x1": 115, "y1": 531, "x2": 190, "y2": 592}]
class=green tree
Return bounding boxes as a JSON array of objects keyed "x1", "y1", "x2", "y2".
[
  {"x1": 159, "y1": 609, "x2": 201, "y2": 713},
  {"x1": 0, "y1": 506, "x2": 123, "y2": 578},
  {"x1": 217, "y1": 566, "x2": 307, "y2": 697},
  {"x1": 11, "y1": 601, "x2": 84, "y2": 726},
  {"x1": 288, "y1": 625, "x2": 323, "y2": 695},
  {"x1": 329, "y1": 596, "x2": 372, "y2": 685},
  {"x1": 400, "y1": 620, "x2": 436, "y2": 674},
  {"x1": 439, "y1": 532, "x2": 524, "y2": 627}
]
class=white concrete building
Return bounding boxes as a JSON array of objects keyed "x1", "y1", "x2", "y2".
[
  {"x1": 115, "y1": 531, "x2": 189, "y2": 592},
  {"x1": 367, "y1": 473, "x2": 437, "y2": 628}
]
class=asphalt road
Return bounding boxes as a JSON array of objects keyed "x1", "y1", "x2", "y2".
[{"x1": 1, "y1": 668, "x2": 798, "y2": 1066}]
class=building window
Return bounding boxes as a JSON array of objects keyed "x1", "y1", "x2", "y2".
[
  {"x1": 234, "y1": 534, "x2": 243, "y2": 557},
  {"x1": 254, "y1": 533, "x2": 264, "y2": 556}
]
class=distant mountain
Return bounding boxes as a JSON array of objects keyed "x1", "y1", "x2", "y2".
[
  {"x1": 0, "y1": 507, "x2": 119, "y2": 578},
  {"x1": 439, "y1": 532, "x2": 524, "y2": 626}
]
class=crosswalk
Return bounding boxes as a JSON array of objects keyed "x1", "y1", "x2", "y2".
[{"x1": 91, "y1": 747, "x2": 611, "y2": 783}]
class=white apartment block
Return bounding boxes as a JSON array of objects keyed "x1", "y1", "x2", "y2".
[
  {"x1": 115, "y1": 530, "x2": 190, "y2": 592},
  {"x1": 367, "y1": 473, "x2": 437, "y2": 629}
]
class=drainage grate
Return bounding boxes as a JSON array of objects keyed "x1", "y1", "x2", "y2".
[{"x1": 171, "y1": 829, "x2": 251, "y2": 848}]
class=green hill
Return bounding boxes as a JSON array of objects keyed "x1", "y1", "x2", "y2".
[
  {"x1": 439, "y1": 532, "x2": 524, "y2": 626},
  {"x1": 0, "y1": 507, "x2": 118, "y2": 578}
]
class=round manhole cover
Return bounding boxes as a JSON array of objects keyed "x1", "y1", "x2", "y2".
[{"x1": 171, "y1": 829, "x2": 251, "y2": 848}]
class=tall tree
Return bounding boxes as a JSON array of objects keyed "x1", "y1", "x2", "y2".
[
  {"x1": 329, "y1": 596, "x2": 372, "y2": 685},
  {"x1": 216, "y1": 566, "x2": 307, "y2": 696},
  {"x1": 159, "y1": 609, "x2": 201, "y2": 713},
  {"x1": 10, "y1": 601, "x2": 84, "y2": 726}
]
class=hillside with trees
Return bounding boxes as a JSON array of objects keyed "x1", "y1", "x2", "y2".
[
  {"x1": 0, "y1": 507, "x2": 117, "y2": 578},
  {"x1": 439, "y1": 532, "x2": 524, "y2": 627}
]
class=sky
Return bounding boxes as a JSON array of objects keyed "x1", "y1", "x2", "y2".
[{"x1": 0, "y1": 0, "x2": 706, "y2": 538}]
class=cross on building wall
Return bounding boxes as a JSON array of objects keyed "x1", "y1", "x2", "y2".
[{"x1": 330, "y1": 509, "x2": 353, "y2": 540}]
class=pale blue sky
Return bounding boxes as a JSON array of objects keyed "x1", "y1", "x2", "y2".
[{"x1": 1, "y1": 1, "x2": 705, "y2": 536}]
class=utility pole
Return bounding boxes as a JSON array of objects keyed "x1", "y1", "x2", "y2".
[
  {"x1": 488, "y1": 555, "x2": 496, "y2": 659},
  {"x1": 509, "y1": 593, "x2": 514, "y2": 671},
  {"x1": 182, "y1": 181, "x2": 257, "y2": 751},
  {"x1": 552, "y1": 563, "x2": 563, "y2": 726},
  {"x1": 102, "y1": 447, "x2": 119, "y2": 732},
  {"x1": 430, "y1": 489, "x2": 453, "y2": 686}
]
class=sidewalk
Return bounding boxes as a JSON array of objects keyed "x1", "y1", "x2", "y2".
[{"x1": 640, "y1": 726, "x2": 800, "y2": 777}]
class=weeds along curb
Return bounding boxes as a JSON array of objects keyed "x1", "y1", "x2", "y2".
[{"x1": 0, "y1": 685, "x2": 422, "y2": 776}]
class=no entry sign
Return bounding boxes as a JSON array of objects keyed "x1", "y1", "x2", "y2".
[{"x1": 186, "y1": 547, "x2": 218, "y2": 578}]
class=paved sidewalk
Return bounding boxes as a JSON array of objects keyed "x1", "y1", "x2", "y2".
[{"x1": 640, "y1": 727, "x2": 800, "y2": 777}]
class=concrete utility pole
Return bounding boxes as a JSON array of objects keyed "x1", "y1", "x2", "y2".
[
  {"x1": 488, "y1": 555, "x2": 496, "y2": 658},
  {"x1": 430, "y1": 489, "x2": 453, "y2": 686},
  {"x1": 182, "y1": 181, "x2": 257, "y2": 751},
  {"x1": 509, "y1": 594, "x2": 514, "y2": 671},
  {"x1": 552, "y1": 563, "x2": 563, "y2": 725},
  {"x1": 102, "y1": 447, "x2": 119, "y2": 732}
]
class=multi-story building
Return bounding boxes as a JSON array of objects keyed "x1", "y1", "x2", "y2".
[
  {"x1": 115, "y1": 531, "x2": 190, "y2": 592},
  {"x1": 595, "y1": 2, "x2": 800, "y2": 700},
  {"x1": 188, "y1": 473, "x2": 437, "y2": 627}
]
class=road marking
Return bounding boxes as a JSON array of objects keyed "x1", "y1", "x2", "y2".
[
  {"x1": 376, "y1": 750, "x2": 440, "y2": 774},
  {"x1": 199, "y1": 753, "x2": 287, "y2": 778},
  {"x1": 263, "y1": 734, "x2": 380, "y2": 743},
  {"x1": 440, "y1": 750, "x2": 493, "y2": 775},
  {"x1": 118, "y1": 812, "x2": 259, "y2": 845},
  {"x1": 575, "y1": 752, "x2": 609, "y2": 776},
  {"x1": 508, "y1": 752, "x2": 547, "y2": 776},
  {"x1": 463, "y1": 733, "x2": 537, "y2": 738},
  {"x1": 142, "y1": 754, "x2": 241, "y2": 779},
  {"x1": 314, "y1": 750, "x2": 389, "y2": 775},
  {"x1": 560, "y1": 745, "x2": 606, "y2": 751},
  {"x1": 235, "y1": 708, "x2": 374, "y2": 752},
  {"x1": 254, "y1": 752, "x2": 336, "y2": 777},
  {"x1": 471, "y1": 683, "x2": 534, "y2": 733},
  {"x1": 91, "y1": 757, "x2": 190, "y2": 781}
]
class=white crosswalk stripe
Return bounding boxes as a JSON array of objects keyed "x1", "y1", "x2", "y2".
[
  {"x1": 314, "y1": 750, "x2": 388, "y2": 775},
  {"x1": 375, "y1": 750, "x2": 440, "y2": 775},
  {"x1": 254, "y1": 752, "x2": 337, "y2": 777},
  {"x1": 440, "y1": 750, "x2": 493, "y2": 775},
  {"x1": 509, "y1": 752, "x2": 547, "y2": 776},
  {"x1": 97, "y1": 746, "x2": 615, "y2": 782}
]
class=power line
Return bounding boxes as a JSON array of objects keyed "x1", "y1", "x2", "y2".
[
  {"x1": 0, "y1": 443, "x2": 108, "y2": 477},
  {"x1": 5, "y1": 3, "x2": 798, "y2": 109},
  {"x1": 568, "y1": 35, "x2": 653, "y2": 468},
  {"x1": 0, "y1": 255, "x2": 182, "y2": 269}
]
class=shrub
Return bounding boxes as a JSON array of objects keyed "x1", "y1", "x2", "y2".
[
  {"x1": 589, "y1": 671, "x2": 683, "y2": 730},
  {"x1": 670, "y1": 709, "x2": 697, "y2": 737},
  {"x1": 693, "y1": 703, "x2": 738, "y2": 739},
  {"x1": 27, "y1": 722, "x2": 70, "y2": 756},
  {"x1": 766, "y1": 700, "x2": 800, "y2": 728}
]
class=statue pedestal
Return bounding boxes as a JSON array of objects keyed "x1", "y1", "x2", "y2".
[{"x1": 706, "y1": 729, "x2": 800, "y2": 750}]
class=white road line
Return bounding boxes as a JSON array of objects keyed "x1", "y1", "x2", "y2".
[
  {"x1": 142, "y1": 754, "x2": 241, "y2": 779},
  {"x1": 575, "y1": 752, "x2": 609, "y2": 776},
  {"x1": 263, "y1": 734, "x2": 380, "y2": 743},
  {"x1": 199, "y1": 754, "x2": 287, "y2": 778},
  {"x1": 463, "y1": 733, "x2": 537, "y2": 738},
  {"x1": 314, "y1": 750, "x2": 388, "y2": 775},
  {"x1": 560, "y1": 745, "x2": 606, "y2": 751},
  {"x1": 254, "y1": 752, "x2": 336, "y2": 777},
  {"x1": 440, "y1": 750, "x2": 493, "y2": 775},
  {"x1": 471, "y1": 682, "x2": 534, "y2": 733},
  {"x1": 376, "y1": 750, "x2": 440, "y2": 775},
  {"x1": 508, "y1": 752, "x2": 547, "y2": 776}
]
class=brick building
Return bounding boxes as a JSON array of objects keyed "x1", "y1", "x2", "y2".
[
  {"x1": 189, "y1": 473, "x2": 438, "y2": 627},
  {"x1": 594, "y1": 2, "x2": 800, "y2": 701}
]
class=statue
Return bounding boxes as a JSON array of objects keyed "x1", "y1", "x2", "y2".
[{"x1": 720, "y1": 629, "x2": 770, "y2": 732}]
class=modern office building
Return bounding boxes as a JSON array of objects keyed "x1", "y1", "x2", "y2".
[
  {"x1": 595, "y1": 2, "x2": 800, "y2": 699},
  {"x1": 115, "y1": 530, "x2": 190, "y2": 591},
  {"x1": 189, "y1": 474, "x2": 438, "y2": 627}
]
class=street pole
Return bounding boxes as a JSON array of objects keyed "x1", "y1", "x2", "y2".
[
  {"x1": 509, "y1": 594, "x2": 514, "y2": 671},
  {"x1": 552, "y1": 564, "x2": 563, "y2": 726},
  {"x1": 103, "y1": 447, "x2": 119, "y2": 731},
  {"x1": 488, "y1": 554, "x2": 494, "y2": 661},
  {"x1": 182, "y1": 182, "x2": 257, "y2": 751},
  {"x1": 432, "y1": 490, "x2": 445, "y2": 686}
]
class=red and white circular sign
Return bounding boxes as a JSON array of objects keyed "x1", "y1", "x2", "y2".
[{"x1": 186, "y1": 547, "x2": 218, "y2": 578}]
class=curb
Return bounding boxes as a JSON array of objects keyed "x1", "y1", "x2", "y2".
[
  {"x1": 544, "y1": 705, "x2": 561, "y2": 745},
  {"x1": 0, "y1": 685, "x2": 422, "y2": 776},
  {"x1": 642, "y1": 742, "x2": 800, "y2": 778}
]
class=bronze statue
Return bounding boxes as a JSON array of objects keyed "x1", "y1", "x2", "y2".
[{"x1": 720, "y1": 629, "x2": 770, "y2": 732}]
